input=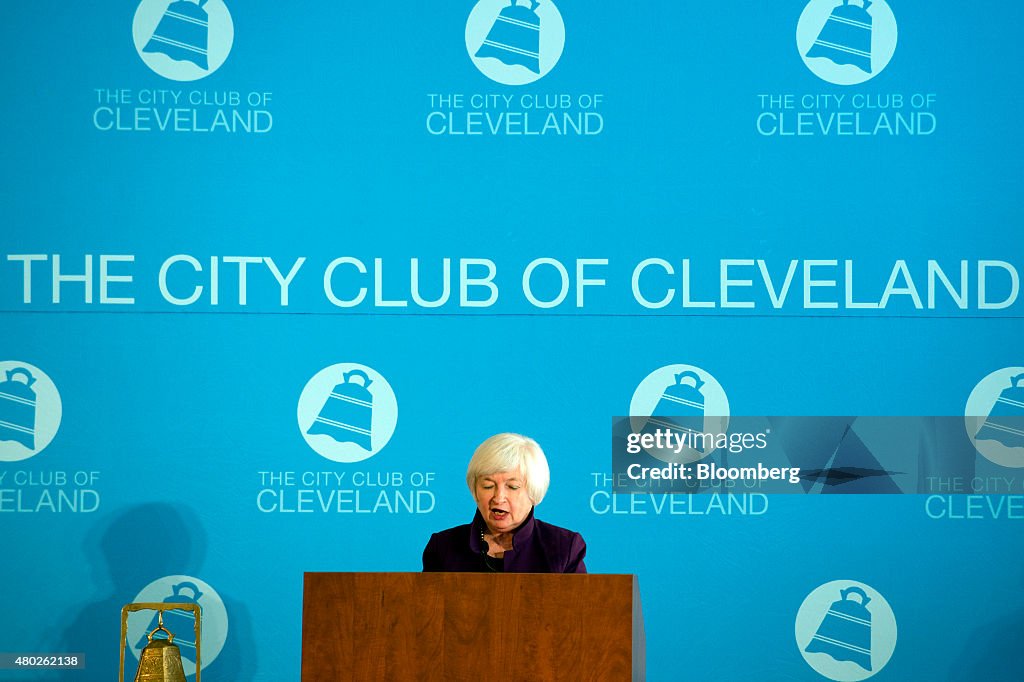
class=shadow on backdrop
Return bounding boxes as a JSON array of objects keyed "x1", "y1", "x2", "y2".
[{"x1": 59, "y1": 503, "x2": 256, "y2": 680}]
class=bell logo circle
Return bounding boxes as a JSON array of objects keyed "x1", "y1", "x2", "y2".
[
  {"x1": 965, "y1": 367, "x2": 1024, "y2": 468},
  {"x1": 133, "y1": 0, "x2": 235, "y2": 81},
  {"x1": 796, "y1": 0, "x2": 898, "y2": 85},
  {"x1": 466, "y1": 0, "x2": 566, "y2": 86},
  {"x1": 297, "y1": 363, "x2": 399, "y2": 463},
  {"x1": 628, "y1": 364, "x2": 729, "y2": 464},
  {"x1": 127, "y1": 575, "x2": 228, "y2": 677},
  {"x1": 0, "y1": 361, "x2": 62, "y2": 463},
  {"x1": 795, "y1": 580, "x2": 897, "y2": 681}
]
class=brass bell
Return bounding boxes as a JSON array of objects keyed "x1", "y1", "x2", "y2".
[
  {"x1": 120, "y1": 602, "x2": 202, "y2": 682},
  {"x1": 134, "y1": 617, "x2": 186, "y2": 682}
]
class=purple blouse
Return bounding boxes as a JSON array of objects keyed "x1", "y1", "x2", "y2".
[{"x1": 422, "y1": 507, "x2": 587, "y2": 573}]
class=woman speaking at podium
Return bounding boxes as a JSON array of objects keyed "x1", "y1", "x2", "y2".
[{"x1": 422, "y1": 433, "x2": 587, "y2": 573}]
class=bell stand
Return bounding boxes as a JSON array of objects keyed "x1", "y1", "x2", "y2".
[{"x1": 119, "y1": 602, "x2": 202, "y2": 682}]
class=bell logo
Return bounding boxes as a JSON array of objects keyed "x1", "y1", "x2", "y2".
[
  {"x1": 132, "y1": 0, "x2": 235, "y2": 81},
  {"x1": 628, "y1": 364, "x2": 730, "y2": 464},
  {"x1": 465, "y1": 0, "x2": 566, "y2": 86},
  {"x1": 965, "y1": 367, "x2": 1024, "y2": 468},
  {"x1": 795, "y1": 580, "x2": 897, "y2": 681},
  {"x1": 297, "y1": 363, "x2": 399, "y2": 463},
  {"x1": 127, "y1": 575, "x2": 228, "y2": 677},
  {"x1": 0, "y1": 361, "x2": 62, "y2": 463},
  {"x1": 796, "y1": 0, "x2": 898, "y2": 85}
]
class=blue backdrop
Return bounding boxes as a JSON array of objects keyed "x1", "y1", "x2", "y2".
[{"x1": 1, "y1": 1, "x2": 1022, "y2": 680}]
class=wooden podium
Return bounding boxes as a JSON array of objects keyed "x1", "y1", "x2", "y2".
[{"x1": 302, "y1": 572, "x2": 645, "y2": 681}]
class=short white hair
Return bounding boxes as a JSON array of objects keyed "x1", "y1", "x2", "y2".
[{"x1": 466, "y1": 433, "x2": 551, "y2": 505}]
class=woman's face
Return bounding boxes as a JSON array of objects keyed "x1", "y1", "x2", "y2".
[{"x1": 474, "y1": 470, "x2": 532, "y2": 535}]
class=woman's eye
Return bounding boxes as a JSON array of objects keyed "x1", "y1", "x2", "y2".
[{"x1": 509, "y1": 485, "x2": 520, "y2": 491}]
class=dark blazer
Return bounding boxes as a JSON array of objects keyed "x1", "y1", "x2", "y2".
[{"x1": 422, "y1": 507, "x2": 587, "y2": 573}]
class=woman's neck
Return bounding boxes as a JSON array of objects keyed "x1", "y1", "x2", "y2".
[{"x1": 485, "y1": 529, "x2": 515, "y2": 551}]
